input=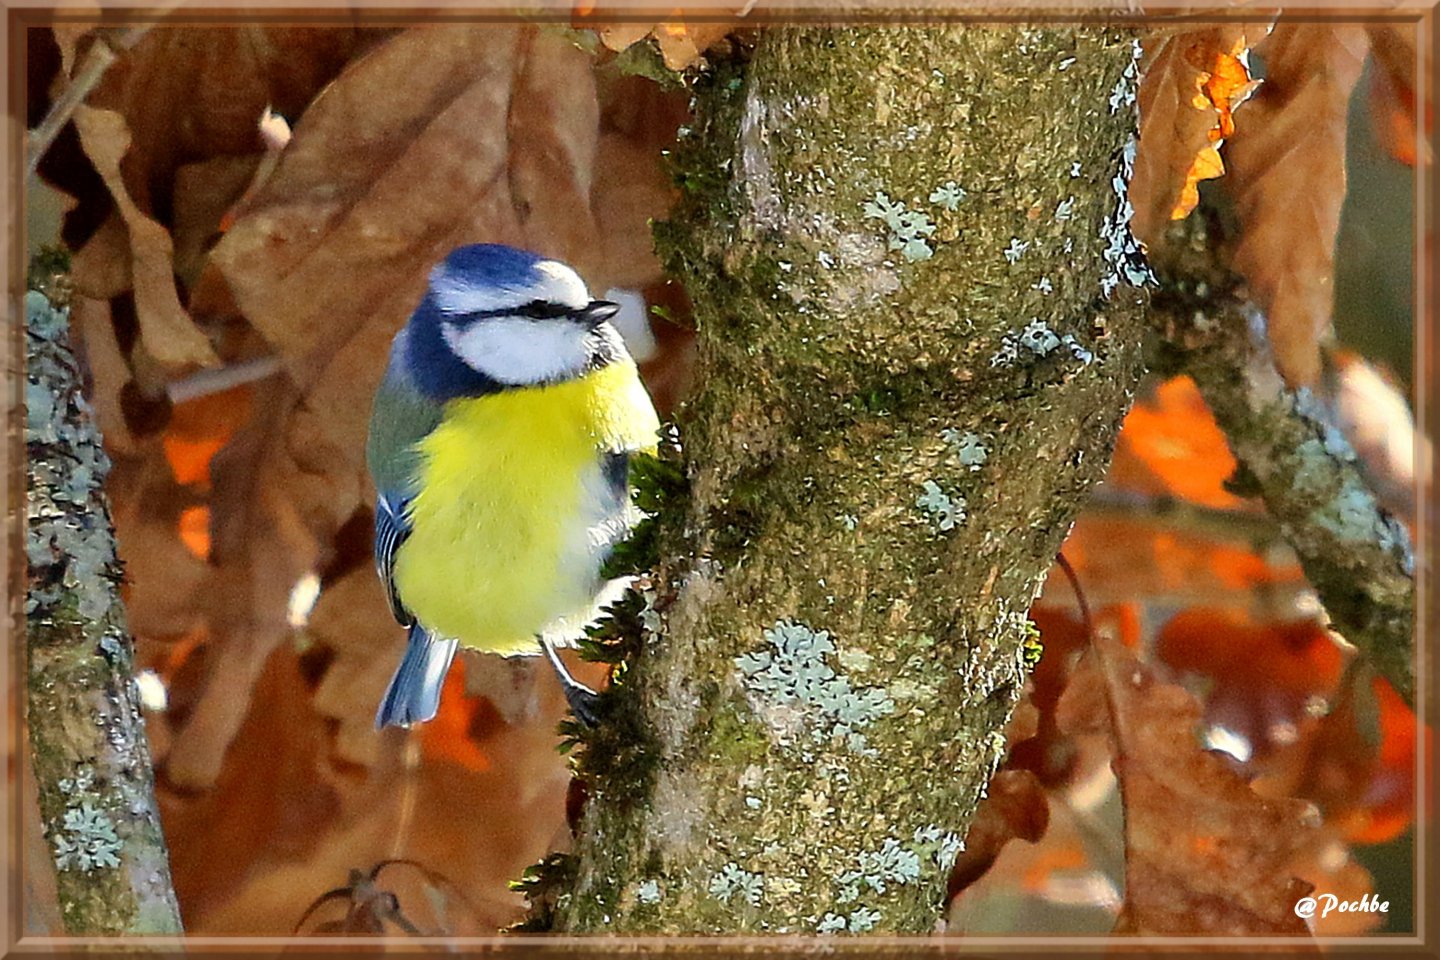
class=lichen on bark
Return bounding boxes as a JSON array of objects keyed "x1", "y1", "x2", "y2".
[
  {"x1": 25, "y1": 285, "x2": 184, "y2": 935},
  {"x1": 550, "y1": 25, "x2": 1149, "y2": 934}
]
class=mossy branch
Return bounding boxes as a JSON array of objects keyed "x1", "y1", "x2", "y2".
[
  {"x1": 1149, "y1": 204, "x2": 1415, "y2": 705},
  {"x1": 24, "y1": 271, "x2": 184, "y2": 935}
]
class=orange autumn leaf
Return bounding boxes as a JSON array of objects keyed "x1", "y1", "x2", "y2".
[
  {"x1": 1170, "y1": 34, "x2": 1261, "y2": 221},
  {"x1": 178, "y1": 506, "x2": 211, "y2": 560},
  {"x1": 1131, "y1": 25, "x2": 1251, "y2": 247},
  {"x1": 1158, "y1": 610, "x2": 1345, "y2": 720},
  {"x1": 162, "y1": 384, "x2": 254, "y2": 489},
  {"x1": 421, "y1": 658, "x2": 494, "y2": 773},
  {"x1": 1110, "y1": 375, "x2": 1242, "y2": 510},
  {"x1": 1301, "y1": 677, "x2": 1425, "y2": 847}
]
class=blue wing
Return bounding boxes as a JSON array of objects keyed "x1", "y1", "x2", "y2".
[{"x1": 374, "y1": 492, "x2": 413, "y2": 626}]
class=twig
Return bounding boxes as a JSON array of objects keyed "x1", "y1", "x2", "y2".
[
  {"x1": 1084, "y1": 485, "x2": 1286, "y2": 546},
  {"x1": 27, "y1": 25, "x2": 155, "y2": 177},
  {"x1": 165, "y1": 355, "x2": 282, "y2": 404}
]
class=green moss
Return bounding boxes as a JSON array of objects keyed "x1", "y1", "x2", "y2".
[
  {"x1": 508, "y1": 852, "x2": 578, "y2": 932},
  {"x1": 1021, "y1": 619, "x2": 1044, "y2": 668},
  {"x1": 703, "y1": 704, "x2": 769, "y2": 767}
]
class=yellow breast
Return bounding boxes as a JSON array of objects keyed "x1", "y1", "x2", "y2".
[{"x1": 392, "y1": 361, "x2": 658, "y2": 654}]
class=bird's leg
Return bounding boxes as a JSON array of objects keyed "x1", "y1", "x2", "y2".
[{"x1": 540, "y1": 638, "x2": 601, "y2": 727}]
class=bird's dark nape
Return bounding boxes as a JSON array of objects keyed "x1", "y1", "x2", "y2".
[{"x1": 375, "y1": 624, "x2": 460, "y2": 728}]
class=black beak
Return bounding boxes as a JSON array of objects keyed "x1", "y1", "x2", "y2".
[{"x1": 580, "y1": 300, "x2": 621, "y2": 328}]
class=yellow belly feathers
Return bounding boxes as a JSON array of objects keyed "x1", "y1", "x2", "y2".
[{"x1": 392, "y1": 360, "x2": 658, "y2": 655}]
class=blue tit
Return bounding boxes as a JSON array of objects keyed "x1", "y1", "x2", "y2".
[{"x1": 366, "y1": 244, "x2": 660, "y2": 728}]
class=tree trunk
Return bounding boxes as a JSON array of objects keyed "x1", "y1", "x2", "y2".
[
  {"x1": 551, "y1": 25, "x2": 1149, "y2": 934},
  {"x1": 25, "y1": 286, "x2": 184, "y2": 935}
]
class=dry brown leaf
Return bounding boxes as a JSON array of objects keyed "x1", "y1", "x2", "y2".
[
  {"x1": 1069, "y1": 634, "x2": 1319, "y2": 935},
  {"x1": 68, "y1": 212, "x2": 131, "y2": 301},
  {"x1": 1224, "y1": 24, "x2": 1370, "y2": 386},
  {"x1": 171, "y1": 155, "x2": 262, "y2": 288},
  {"x1": 197, "y1": 24, "x2": 608, "y2": 460},
  {"x1": 308, "y1": 565, "x2": 406, "y2": 768},
  {"x1": 1365, "y1": 24, "x2": 1431, "y2": 168},
  {"x1": 1131, "y1": 26, "x2": 1252, "y2": 248},
  {"x1": 946, "y1": 769, "x2": 1051, "y2": 899},
  {"x1": 71, "y1": 106, "x2": 221, "y2": 373},
  {"x1": 161, "y1": 377, "x2": 350, "y2": 791}
]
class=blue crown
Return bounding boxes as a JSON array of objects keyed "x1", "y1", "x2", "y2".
[{"x1": 437, "y1": 243, "x2": 549, "y2": 288}]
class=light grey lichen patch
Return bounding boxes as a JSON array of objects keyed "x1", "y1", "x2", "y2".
[
  {"x1": 863, "y1": 191, "x2": 937, "y2": 262},
  {"x1": 847, "y1": 906, "x2": 882, "y2": 932},
  {"x1": 709, "y1": 861, "x2": 764, "y2": 906},
  {"x1": 916, "y1": 480, "x2": 965, "y2": 532},
  {"x1": 1002, "y1": 237, "x2": 1030, "y2": 264},
  {"x1": 51, "y1": 801, "x2": 122, "y2": 873},
  {"x1": 928, "y1": 180, "x2": 967, "y2": 210},
  {"x1": 735, "y1": 621, "x2": 896, "y2": 754},
  {"x1": 818, "y1": 912, "x2": 847, "y2": 934},
  {"x1": 1099, "y1": 131, "x2": 1155, "y2": 299},
  {"x1": 1019, "y1": 319, "x2": 1061, "y2": 355},
  {"x1": 912, "y1": 824, "x2": 965, "y2": 870},
  {"x1": 26, "y1": 291, "x2": 124, "y2": 623},
  {"x1": 635, "y1": 879, "x2": 662, "y2": 904},
  {"x1": 1062, "y1": 333, "x2": 1095, "y2": 365},
  {"x1": 991, "y1": 318, "x2": 1098, "y2": 368},
  {"x1": 941, "y1": 429, "x2": 988, "y2": 470},
  {"x1": 1107, "y1": 37, "x2": 1141, "y2": 114},
  {"x1": 1054, "y1": 196, "x2": 1076, "y2": 221},
  {"x1": 835, "y1": 836, "x2": 925, "y2": 906}
]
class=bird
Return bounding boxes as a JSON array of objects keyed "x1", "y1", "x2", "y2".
[{"x1": 366, "y1": 243, "x2": 660, "y2": 729}]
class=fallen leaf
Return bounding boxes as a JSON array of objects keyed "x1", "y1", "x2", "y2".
[{"x1": 1224, "y1": 24, "x2": 1370, "y2": 386}]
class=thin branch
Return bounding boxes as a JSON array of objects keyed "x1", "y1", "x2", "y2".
[
  {"x1": 1084, "y1": 485, "x2": 1287, "y2": 545},
  {"x1": 1149, "y1": 206, "x2": 1415, "y2": 705},
  {"x1": 27, "y1": 24, "x2": 154, "y2": 178},
  {"x1": 25, "y1": 285, "x2": 183, "y2": 933}
]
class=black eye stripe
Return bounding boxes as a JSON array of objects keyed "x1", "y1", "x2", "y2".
[
  {"x1": 455, "y1": 300, "x2": 575, "y2": 322},
  {"x1": 517, "y1": 300, "x2": 573, "y2": 320}
]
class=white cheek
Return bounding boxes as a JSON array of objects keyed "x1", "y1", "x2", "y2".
[{"x1": 442, "y1": 318, "x2": 589, "y2": 385}]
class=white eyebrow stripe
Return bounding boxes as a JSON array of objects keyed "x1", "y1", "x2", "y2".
[{"x1": 429, "y1": 259, "x2": 591, "y2": 316}]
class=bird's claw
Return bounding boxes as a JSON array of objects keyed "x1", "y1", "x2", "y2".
[{"x1": 562, "y1": 682, "x2": 602, "y2": 728}]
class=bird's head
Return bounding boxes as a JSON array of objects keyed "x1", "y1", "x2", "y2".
[{"x1": 405, "y1": 244, "x2": 622, "y2": 398}]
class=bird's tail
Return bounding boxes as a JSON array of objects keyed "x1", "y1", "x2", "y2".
[{"x1": 375, "y1": 624, "x2": 459, "y2": 728}]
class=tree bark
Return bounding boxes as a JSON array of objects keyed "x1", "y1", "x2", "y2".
[
  {"x1": 24, "y1": 287, "x2": 184, "y2": 935},
  {"x1": 550, "y1": 25, "x2": 1149, "y2": 934}
]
